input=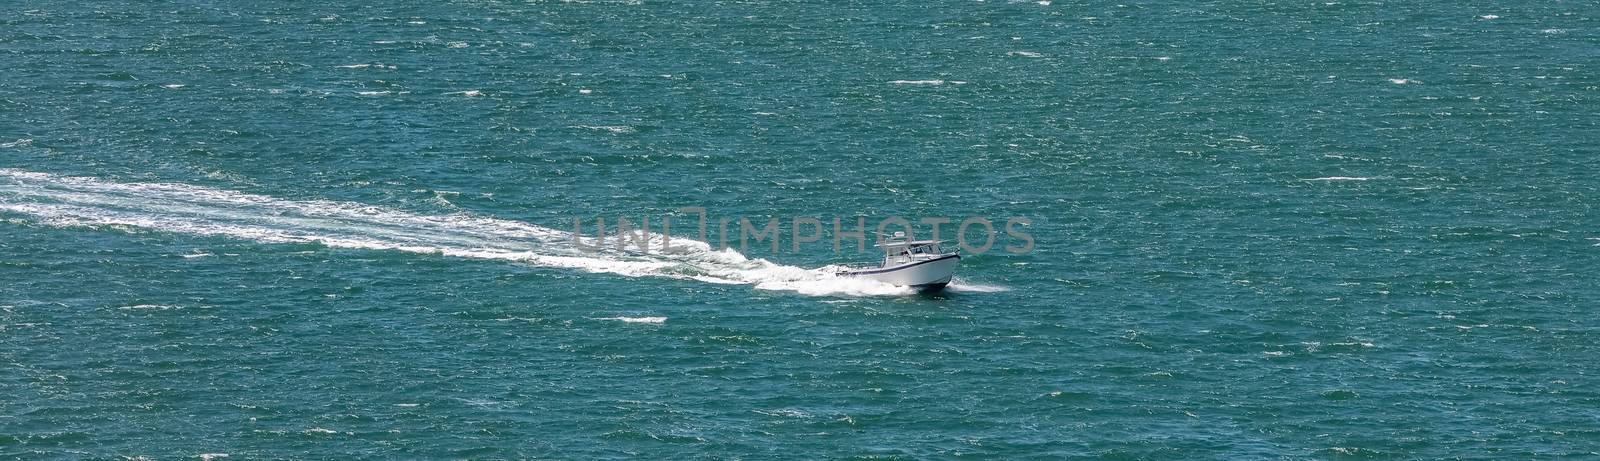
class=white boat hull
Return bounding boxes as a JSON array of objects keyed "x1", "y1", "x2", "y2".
[{"x1": 841, "y1": 254, "x2": 959, "y2": 291}]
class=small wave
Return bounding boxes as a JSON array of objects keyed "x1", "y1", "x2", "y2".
[
  {"x1": 1302, "y1": 176, "x2": 1372, "y2": 181},
  {"x1": 162, "y1": 84, "x2": 185, "y2": 89},
  {"x1": 1326, "y1": 341, "x2": 1375, "y2": 350},
  {"x1": 1478, "y1": 14, "x2": 1499, "y2": 20},
  {"x1": 448, "y1": 90, "x2": 482, "y2": 97},
  {"x1": 598, "y1": 316, "x2": 666, "y2": 324},
  {"x1": 889, "y1": 79, "x2": 944, "y2": 85},
  {"x1": 197, "y1": 455, "x2": 229, "y2": 461},
  {"x1": 0, "y1": 139, "x2": 33, "y2": 148},
  {"x1": 427, "y1": 190, "x2": 462, "y2": 209},
  {"x1": 1007, "y1": 51, "x2": 1044, "y2": 58},
  {"x1": 119, "y1": 304, "x2": 183, "y2": 310},
  {"x1": 1322, "y1": 447, "x2": 1382, "y2": 457},
  {"x1": 1388, "y1": 78, "x2": 1416, "y2": 85},
  {"x1": 754, "y1": 408, "x2": 812, "y2": 419},
  {"x1": 356, "y1": 91, "x2": 393, "y2": 96},
  {"x1": 571, "y1": 125, "x2": 635, "y2": 133}
]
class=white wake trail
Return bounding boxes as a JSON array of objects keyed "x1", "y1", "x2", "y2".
[{"x1": 0, "y1": 169, "x2": 912, "y2": 297}]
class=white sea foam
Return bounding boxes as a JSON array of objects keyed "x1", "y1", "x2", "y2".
[
  {"x1": 754, "y1": 408, "x2": 812, "y2": 418},
  {"x1": 598, "y1": 316, "x2": 666, "y2": 324},
  {"x1": 1302, "y1": 176, "x2": 1373, "y2": 181},
  {"x1": 571, "y1": 125, "x2": 635, "y2": 134},
  {"x1": 197, "y1": 455, "x2": 229, "y2": 461},
  {"x1": 1007, "y1": 51, "x2": 1044, "y2": 58},
  {"x1": 0, "y1": 169, "x2": 912, "y2": 297},
  {"x1": 1388, "y1": 78, "x2": 1415, "y2": 85},
  {"x1": 889, "y1": 80, "x2": 944, "y2": 85},
  {"x1": 119, "y1": 304, "x2": 183, "y2": 310},
  {"x1": 946, "y1": 280, "x2": 1010, "y2": 293},
  {"x1": 0, "y1": 139, "x2": 32, "y2": 148}
]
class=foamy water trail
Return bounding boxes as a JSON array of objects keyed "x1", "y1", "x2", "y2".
[
  {"x1": 944, "y1": 278, "x2": 1010, "y2": 293},
  {"x1": 0, "y1": 169, "x2": 916, "y2": 297}
]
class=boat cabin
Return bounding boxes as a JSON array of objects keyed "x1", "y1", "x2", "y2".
[{"x1": 877, "y1": 239, "x2": 948, "y2": 267}]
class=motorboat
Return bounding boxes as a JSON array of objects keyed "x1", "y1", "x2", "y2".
[{"x1": 837, "y1": 233, "x2": 960, "y2": 291}]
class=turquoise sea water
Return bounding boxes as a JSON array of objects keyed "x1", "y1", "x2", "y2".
[{"x1": 2, "y1": 1, "x2": 1597, "y2": 458}]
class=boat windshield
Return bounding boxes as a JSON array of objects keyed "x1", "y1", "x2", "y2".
[{"x1": 882, "y1": 242, "x2": 943, "y2": 266}]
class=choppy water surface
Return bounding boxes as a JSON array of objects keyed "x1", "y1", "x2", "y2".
[{"x1": 2, "y1": 1, "x2": 1597, "y2": 458}]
